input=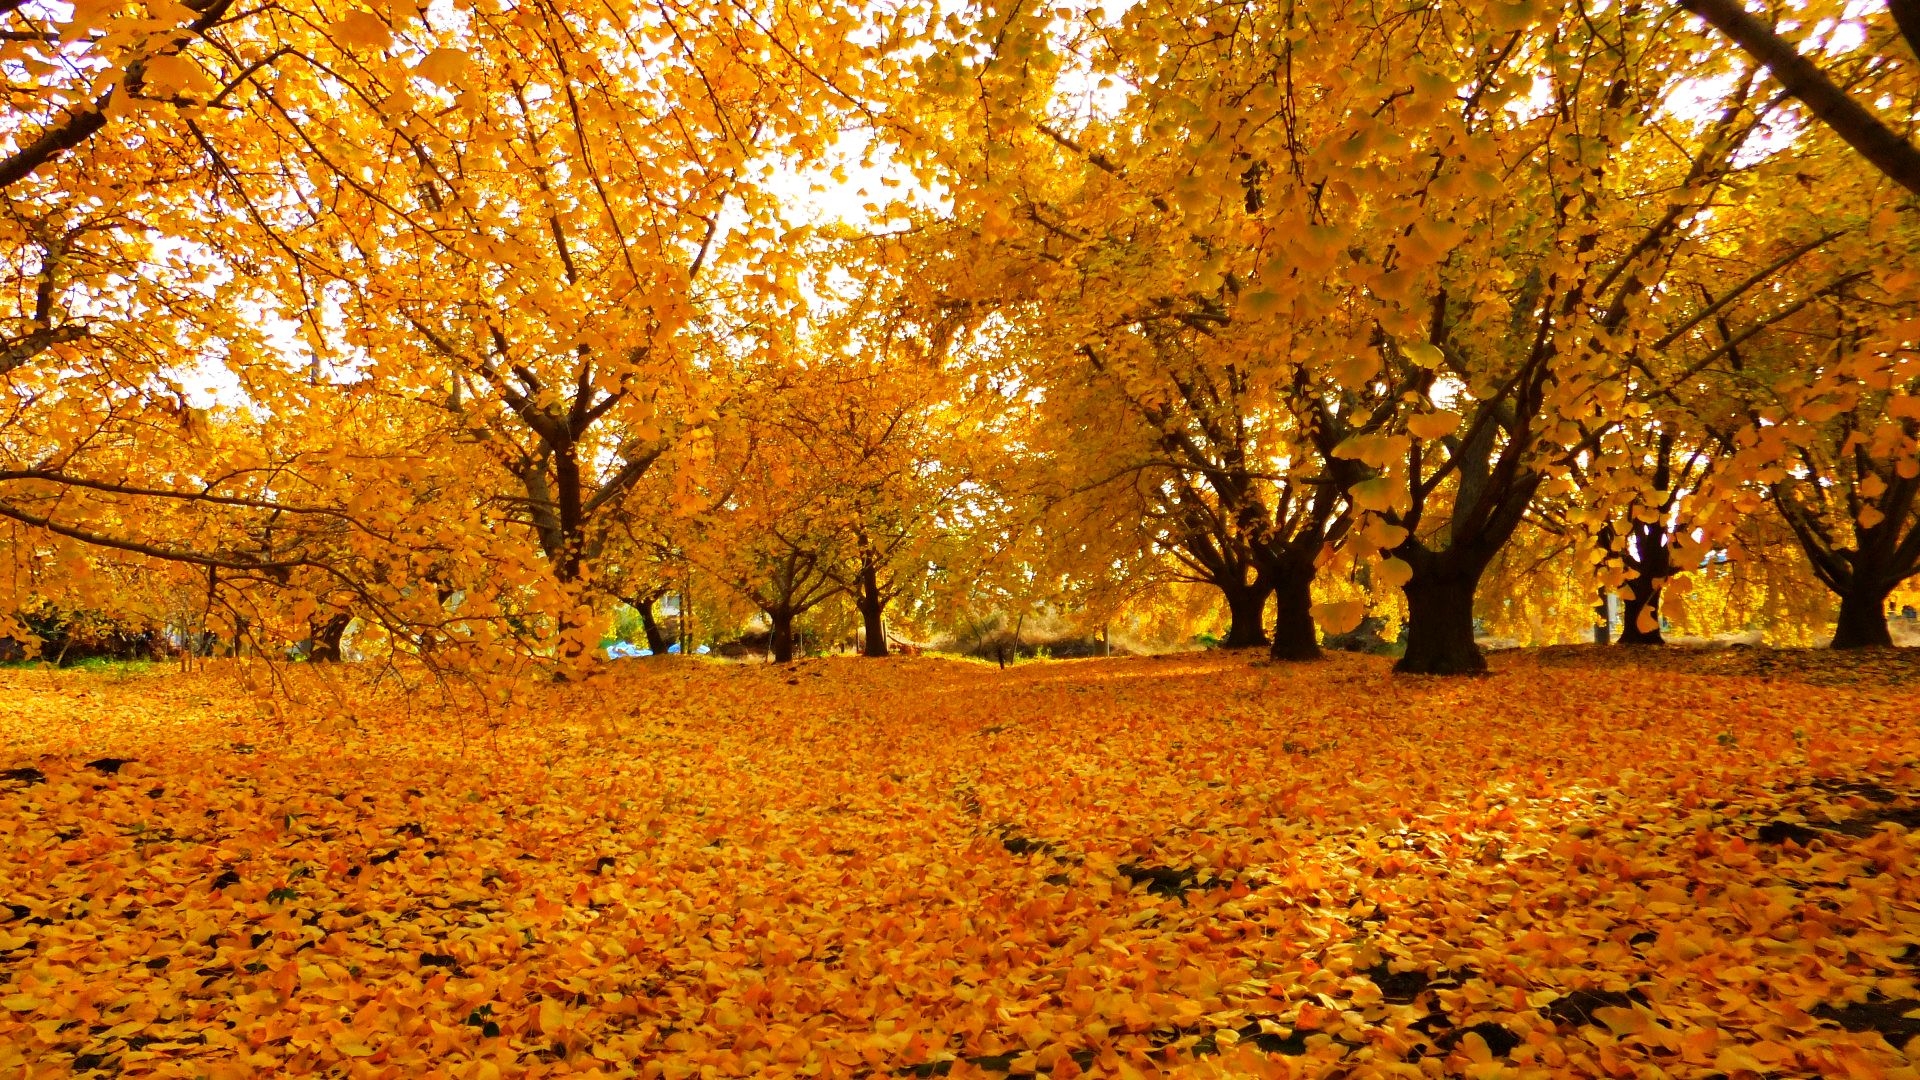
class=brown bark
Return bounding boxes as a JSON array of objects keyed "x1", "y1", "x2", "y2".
[
  {"x1": 0, "y1": 0, "x2": 241, "y2": 191},
  {"x1": 1220, "y1": 579, "x2": 1271, "y2": 648},
  {"x1": 1268, "y1": 571, "x2": 1320, "y2": 661},
  {"x1": 857, "y1": 563, "x2": 889, "y2": 658},
  {"x1": 1616, "y1": 578, "x2": 1666, "y2": 645},
  {"x1": 0, "y1": 95, "x2": 108, "y2": 192},
  {"x1": 770, "y1": 608, "x2": 796, "y2": 664},
  {"x1": 1832, "y1": 585, "x2": 1894, "y2": 648},
  {"x1": 1894, "y1": 0, "x2": 1920, "y2": 58},
  {"x1": 636, "y1": 596, "x2": 671, "y2": 655},
  {"x1": 1617, "y1": 525, "x2": 1672, "y2": 646},
  {"x1": 1396, "y1": 567, "x2": 1487, "y2": 675},
  {"x1": 307, "y1": 612, "x2": 352, "y2": 662}
]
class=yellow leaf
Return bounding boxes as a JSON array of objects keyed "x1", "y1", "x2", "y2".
[
  {"x1": 1329, "y1": 354, "x2": 1379, "y2": 388},
  {"x1": 140, "y1": 54, "x2": 214, "y2": 97},
  {"x1": 415, "y1": 47, "x2": 469, "y2": 86},
  {"x1": 1361, "y1": 516, "x2": 1408, "y2": 549},
  {"x1": 1377, "y1": 557, "x2": 1413, "y2": 589},
  {"x1": 1313, "y1": 600, "x2": 1366, "y2": 635},
  {"x1": 1332, "y1": 433, "x2": 1408, "y2": 469},
  {"x1": 1594, "y1": 1005, "x2": 1649, "y2": 1038},
  {"x1": 2, "y1": 994, "x2": 41, "y2": 1011},
  {"x1": 1407, "y1": 410, "x2": 1462, "y2": 440},
  {"x1": 1349, "y1": 478, "x2": 1395, "y2": 513},
  {"x1": 539, "y1": 997, "x2": 567, "y2": 1038},
  {"x1": 1332, "y1": 435, "x2": 1369, "y2": 461},
  {"x1": 1239, "y1": 289, "x2": 1281, "y2": 317},
  {"x1": 333, "y1": 10, "x2": 392, "y2": 50},
  {"x1": 1403, "y1": 341, "x2": 1443, "y2": 369},
  {"x1": 1459, "y1": 1030, "x2": 1493, "y2": 1064}
]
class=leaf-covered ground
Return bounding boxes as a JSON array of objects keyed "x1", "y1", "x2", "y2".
[{"x1": 5, "y1": 651, "x2": 1920, "y2": 1079}]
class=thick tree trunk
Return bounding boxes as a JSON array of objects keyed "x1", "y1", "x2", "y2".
[
  {"x1": 858, "y1": 564, "x2": 889, "y2": 658},
  {"x1": 308, "y1": 612, "x2": 352, "y2": 662},
  {"x1": 1616, "y1": 583, "x2": 1665, "y2": 644},
  {"x1": 1396, "y1": 567, "x2": 1487, "y2": 675},
  {"x1": 1220, "y1": 580, "x2": 1271, "y2": 648},
  {"x1": 1269, "y1": 570, "x2": 1320, "y2": 661},
  {"x1": 1832, "y1": 585, "x2": 1894, "y2": 648},
  {"x1": 770, "y1": 608, "x2": 796, "y2": 664},
  {"x1": 636, "y1": 597, "x2": 670, "y2": 655},
  {"x1": 859, "y1": 602, "x2": 888, "y2": 657},
  {"x1": 1617, "y1": 525, "x2": 1672, "y2": 645},
  {"x1": 1616, "y1": 574, "x2": 1667, "y2": 644},
  {"x1": 1593, "y1": 589, "x2": 1611, "y2": 645}
]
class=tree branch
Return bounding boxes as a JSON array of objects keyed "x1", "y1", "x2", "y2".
[{"x1": 1681, "y1": 0, "x2": 1920, "y2": 197}]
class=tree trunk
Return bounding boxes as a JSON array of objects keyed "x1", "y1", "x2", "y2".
[
  {"x1": 680, "y1": 569, "x2": 694, "y2": 654},
  {"x1": 1616, "y1": 577, "x2": 1666, "y2": 645},
  {"x1": 1396, "y1": 567, "x2": 1486, "y2": 675},
  {"x1": 1832, "y1": 584, "x2": 1894, "y2": 648},
  {"x1": 858, "y1": 564, "x2": 889, "y2": 658},
  {"x1": 1592, "y1": 589, "x2": 1611, "y2": 645},
  {"x1": 308, "y1": 612, "x2": 352, "y2": 662},
  {"x1": 1617, "y1": 523, "x2": 1672, "y2": 645},
  {"x1": 770, "y1": 607, "x2": 796, "y2": 664},
  {"x1": 1269, "y1": 571, "x2": 1320, "y2": 661},
  {"x1": 1220, "y1": 580, "x2": 1271, "y2": 648},
  {"x1": 636, "y1": 597, "x2": 670, "y2": 655}
]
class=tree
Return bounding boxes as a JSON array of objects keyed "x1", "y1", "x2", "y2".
[
  {"x1": 1722, "y1": 284, "x2": 1920, "y2": 646},
  {"x1": 777, "y1": 262, "x2": 1007, "y2": 657},
  {"x1": 166, "y1": 0, "x2": 891, "y2": 665},
  {"x1": 903, "y1": 0, "x2": 1375, "y2": 659},
  {"x1": 698, "y1": 491, "x2": 846, "y2": 664},
  {"x1": 1041, "y1": 330, "x2": 1347, "y2": 657},
  {"x1": 3, "y1": 0, "x2": 1917, "y2": 678}
]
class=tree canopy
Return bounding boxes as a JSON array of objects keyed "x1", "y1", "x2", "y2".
[{"x1": 2, "y1": 0, "x2": 1917, "y2": 673}]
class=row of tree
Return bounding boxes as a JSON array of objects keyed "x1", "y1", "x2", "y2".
[{"x1": 0, "y1": 0, "x2": 1914, "y2": 675}]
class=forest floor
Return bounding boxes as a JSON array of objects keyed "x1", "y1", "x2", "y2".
[{"x1": 3, "y1": 649, "x2": 1920, "y2": 1079}]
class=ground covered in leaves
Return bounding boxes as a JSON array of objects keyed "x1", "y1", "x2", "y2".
[{"x1": 4, "y1": 650, "x2": 1920, "y2": 1079}]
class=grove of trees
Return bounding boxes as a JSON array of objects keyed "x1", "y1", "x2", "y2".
[{"x1": 2, "y1": 0, "x2": 1916, "y2": 675}]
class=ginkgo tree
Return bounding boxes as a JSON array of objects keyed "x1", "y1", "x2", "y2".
[
  {"x1": 785, "y1": 272, "x2": 1010, "y2": 657},
  {"x1": 0, "y1": 128, "x2": 529, "y2": 669},
  {"x1": 166, "y1": 0, "x2": 899, "y2": 661},
  {"x1": 0, "y1": 0, "x2": 264, "y2": 192},
  {"x1": 1716, "y1": 252, "x2": 1920, "y2": 646},
  {"x1": 684, "y1": 387, "x2": 848, "y2": 663},
  {"x1": 902, "y1": 0, "x2": 1374, "y2": 660}
]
